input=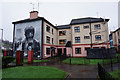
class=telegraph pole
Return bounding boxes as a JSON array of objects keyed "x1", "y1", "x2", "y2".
[{"x1": 89, "y1": 18, "x2": 93, "y2": 48}]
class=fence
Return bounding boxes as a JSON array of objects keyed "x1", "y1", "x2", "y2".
[
  {"x1": 87, "y1": 48, "x2": 116, "y2": 59},
  {"x1": 98, "y1": 63, "x2": 115, "y2": 80}
]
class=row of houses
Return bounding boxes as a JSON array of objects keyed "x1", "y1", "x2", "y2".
[
  {"x1": 12, "y1": 11, "x2": 110, "y2": 59},
  {"x1": 109, "y1": 28, "x2": 120, "y2": 52}
]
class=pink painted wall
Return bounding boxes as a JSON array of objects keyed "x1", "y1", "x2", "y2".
[
  {"x1": 42, "y1": 44, "x2": 110, "y2": 58},
  {"x1": 72, "y1": 44, "x2": 110, "y2": 57}
]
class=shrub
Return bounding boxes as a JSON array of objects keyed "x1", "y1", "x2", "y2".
[{"x1": 2, "y1": 56, "x2": 15, "y2": 68}]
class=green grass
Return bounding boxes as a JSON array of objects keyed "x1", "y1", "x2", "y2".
[
  {"x1": 63, "y1": 54, "x2": 120, "y2": 65},
  {"x1": 13, "y1": 59, "x2": 50, "y2": 63},
  {"x1": 110, "y1": 69, "x2": 120, "y2": 80},
  {"x1": 2, "y1": 66, "x2": 67, "y2": 79}
]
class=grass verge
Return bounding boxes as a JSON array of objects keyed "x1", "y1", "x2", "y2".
[
  {"x1": 110, "y1": 69, "x2": 120, "y2": 80},
  {"x1": 2, "y1": 66, "x2": 67, "y2": 79},
  {"x1": 13, "y1": 59, "x2": 50, "y2": 63},
  {"x1": 63, "y1": 54, "x2": 120, "y2": 65}
]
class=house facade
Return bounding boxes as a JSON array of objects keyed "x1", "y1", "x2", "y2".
[
  {"x1": 109, "y1": 28, "x2": 120, "y2": 52},
  {"x1": 13, "y1": 11, "x2": 110, "y2": 59}
]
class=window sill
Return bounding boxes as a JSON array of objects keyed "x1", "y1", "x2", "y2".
[
  {"x1": 75, "y1": 42, "x2": 80, "y2": 43},
  {"x1": 94, "y1": 29, "x2": 101, "y2": 30},
  {"x1": 75, "y1": 32, "x2": 79, "y2": 33},
  {"x1": 75, "y1": 53, "x2": 81, "y2": 54},
  {"x1": 59, "y1": 35, "x2": 66, "y2": 36},
  {"x1": 95, "y1": 39, "x2": 102, "y2": 41}
]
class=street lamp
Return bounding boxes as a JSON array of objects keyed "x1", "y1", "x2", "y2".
[
  {"x1": 0, "y1": 29, "x2": 3, "y2": 54},
  {"x1": 0, "y1": 29, "x2": 3, "y2": 42}
]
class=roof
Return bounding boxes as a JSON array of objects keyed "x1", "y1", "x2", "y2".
[
  {"x1": 56, "y1": 24, "x2": 70, "y2": 29},
  {"x1": 111, "y1": 27, "x2": 120, "y2": 34},
  {"x1": 70, "y1": 17, "x2": 109, "y2": 25},
  {"x1": 12, "y1": 17, "x2": 56, "y2": 29}
]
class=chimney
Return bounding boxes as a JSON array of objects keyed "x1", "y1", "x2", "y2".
[{"x1": 30, "y1": 11, "x2": 39, "y2": 19}]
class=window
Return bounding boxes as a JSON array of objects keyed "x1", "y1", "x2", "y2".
[
  {"x1": 74, "y1": 26, "x2": 80, "y2": 32},
  {"x1": 75, "y1": 48, "x2": 81, "y2": 54},
  {"x1": 59, "y1": 39, "x2": 66, "y2": 44},
  {"x1": 93, "y1": 47, "x2": 99, "y2": 49},
  {"x1": 118, "y1": 39, "x2": 120, "y2": 44},
  {"x1": 85, "y1": 47, "x2": 90, "y2": 51},
  {"x1": 84, "y1": 26, "x2": 89, "y2": 29},
  {"x1": 84, "y1": 36, "x2": 90, "y2": 39},
  {"x1": 52, "y1": 29, "x2": 53, "y2": 34},
  {"x1": 95, "y1": 35, "x2": 101, "y2": 40},
  {"x1": 46, "y1": 36, "x2": 50, "y2": 43},
  {"x1": 101, "y1": 47, "x2": 105, "y2": 49},
  {"x1": 52, "y1": 38, "x2": 53, "y2": 44},
  {"x1": 46, "y1": 25, "x2": 50, "y2": 32},
  {"x1": 59, "y1": 31, "x2": 66, "y2": 36},
  {"x1": 46, "y1": 48, "x2": 50, "y2": 55},
  {"x1": 94, "y1": 24, "x2": 101, "y2": 29},
  {"x1": 75, "y1": 37, "x2": 80, "y2": 43}
]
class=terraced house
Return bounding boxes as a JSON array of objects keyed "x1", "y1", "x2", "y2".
[
  {"x1": 13, "y1": 11, "x2": 110, "y2": 59},
  {"x1": 109, "y1": 28, "x2": 120, "y2": 52}
]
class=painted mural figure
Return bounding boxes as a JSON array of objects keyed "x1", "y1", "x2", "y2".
[{"x1": 16, "y1": 26, "x2": 40, "y2": 57}]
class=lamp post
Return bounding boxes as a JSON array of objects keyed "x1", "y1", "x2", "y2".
[
  {"x1": 0, "y1": 29, "x2": 3, "y2": 42},
  {"x1": 0, "y1": 29, "x2": 3, "y2": 56}
]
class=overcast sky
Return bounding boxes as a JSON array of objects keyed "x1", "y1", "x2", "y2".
[{"x1": 0, "y1": 0, "x2": 119, "y2": 42}]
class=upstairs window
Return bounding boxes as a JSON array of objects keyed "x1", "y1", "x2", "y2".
[
  {"x1": 59, "y1": 39, "x2": 66, "y2": 44},
  {"x1": 52, "y1": 38, "x2": 54, "y2": 44},
  {"x1": 84, "y1": 26, "x2": 89, "y2": 29},
  {"x1": 94, "y1": 24, "x2": 101, "y2": 29},
  {"x1": 59, "y1": 31, "x2": 66, "y2": 36},
  {"x1": 46, "y1": 36, "x2": 50, "y2": 43},
  {"x1": 46, "y1": 25, "x2": 50, "y2": 32},
  {"x1": 84, "y1": 36, "x2": 90, "y2": 39},
  {"x1": 75, "y1": 37, "x2": 80, "y2": 43},
  {"x1": 52, "y1": 29, "x2": 54, "y2": 34},
  {"x1": 95, "y1": 35, "x2": 101, "y2": 40},
  {"x1": 118, "y1": 39, "x2": 120, "y2": 44},
  {"x1": 74, "y1": 26, "x2": 80, "y2": 32}
]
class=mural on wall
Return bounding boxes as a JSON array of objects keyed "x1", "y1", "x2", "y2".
[{"x1": 14, "y1": 21, "x2": 42, "y2": 58}]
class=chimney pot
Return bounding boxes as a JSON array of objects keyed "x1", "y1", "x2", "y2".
[{"x1": 30, "y1": 11, "x2": 39, "y2": 19}]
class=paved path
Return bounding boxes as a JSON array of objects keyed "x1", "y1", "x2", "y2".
[{"x1": 23, "y1": 58, "x2": 98, "y2": 79}]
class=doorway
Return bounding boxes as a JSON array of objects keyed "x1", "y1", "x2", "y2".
[{"x1": 57, "y1": 48, "x2": 62, "y2": 57}]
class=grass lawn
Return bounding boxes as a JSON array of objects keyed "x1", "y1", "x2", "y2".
[
  {"x1": 63, "y1": 54, "x2": 120, "y2": 65},
  {"x1": 13, "y1": 59, "x2": 50, "y2": 63},
  {"x1": 2, "y1": 66, "x2": 67, "y2": 79},
  {"x1": 110, "y1": 69, "x2": 120, "y2": 80}
]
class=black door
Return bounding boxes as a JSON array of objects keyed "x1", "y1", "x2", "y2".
[
  {"x1": 57, "y1": 48, "x2": 62, "y2": 56},
  {"x1": 63, "y1": 48, "x2": 66, "y2": 56}
]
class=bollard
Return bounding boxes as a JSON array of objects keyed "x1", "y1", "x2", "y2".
[
  {"x1": 16, "y1": 51, "x2": 24, "y2": 66},
  {"x1": 4, "y1": 50, "x2": 7, "y2": 56},
  {"x1": 28, "y1": 50, "x2": 33, "y2": 63}
]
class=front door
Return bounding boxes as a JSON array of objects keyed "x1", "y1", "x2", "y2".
[{"x1": 57, "y1": 48, "x2": 62, "y2": 57}]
